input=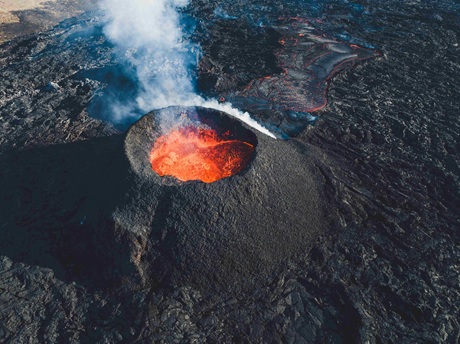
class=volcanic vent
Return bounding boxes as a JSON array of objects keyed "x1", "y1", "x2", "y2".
[
  {"x1": 125, "y1": 106, "x2": 257, "y2": 185},
  {"x1": 149, "y1": 111, "x2": 256, "y2": 183}
]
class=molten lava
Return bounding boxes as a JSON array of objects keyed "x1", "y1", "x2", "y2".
[{"x1": 150, "y1": 126, "x2": 255, "y2": 183}]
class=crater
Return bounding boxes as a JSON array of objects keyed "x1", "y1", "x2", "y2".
[
  {"x1": 125, "y1": 106, "x2": 258, "y2": 185},
  {"x1": 148, "y1": 108, "x2": 257, "y2": 183}
]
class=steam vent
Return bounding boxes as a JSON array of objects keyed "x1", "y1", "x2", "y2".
[{"x1": 120, "y1": 106, "x2": 324, "y2": 291}]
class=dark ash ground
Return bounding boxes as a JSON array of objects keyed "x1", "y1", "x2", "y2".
[{"x1": 0, "y1": 0, "x2": 459, "y2": 343}]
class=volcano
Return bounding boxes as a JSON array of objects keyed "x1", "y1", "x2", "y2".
[{"x1": 121, "y1": 106, "x2": 325, "y2": 290}]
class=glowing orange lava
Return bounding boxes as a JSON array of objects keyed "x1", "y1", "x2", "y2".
[{"x1": 150, "y1": 126, "x2": 255, "y2": 183}]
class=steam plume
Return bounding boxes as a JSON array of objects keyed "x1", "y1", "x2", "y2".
[{"x1": 99, "y1": 0, "x2": 276, "y2": 138}]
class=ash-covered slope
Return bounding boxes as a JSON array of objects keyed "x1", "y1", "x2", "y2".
[{"x1": 0, "y1": 1, "x2": 459, "y2": 343}]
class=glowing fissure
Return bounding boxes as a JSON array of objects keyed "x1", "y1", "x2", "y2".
[{"x1": 150, "y1": 126, "x2": 255, "y2": 183}]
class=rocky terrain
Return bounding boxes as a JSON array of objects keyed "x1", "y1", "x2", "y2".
[
  {"x1": 0, "y1": 1, "x2": 459, "y2": 343},
  {"x1": 0, "y1": 0, "x2": 96, "y2": 43}
]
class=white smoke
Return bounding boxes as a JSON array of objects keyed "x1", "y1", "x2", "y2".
[
  {"x1": 99, "y1": 0, "x2": 276, "y2": 138},
  {"x1": 184, "y1": 97, "x2": 277, "y2": 139}
]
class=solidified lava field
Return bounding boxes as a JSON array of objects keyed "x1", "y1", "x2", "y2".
[{"x1": 0, "y1": 0, "x2": 459, "y2": 343}]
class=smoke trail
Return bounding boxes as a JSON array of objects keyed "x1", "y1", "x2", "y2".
[
  {"x1": 184, "y1": 98, "x2": 277, "y2": 139},
  {"x1": 99, "y1": 0, "x2": 275, "y2": 138}
]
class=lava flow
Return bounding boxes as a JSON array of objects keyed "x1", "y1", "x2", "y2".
[{"x1": 150, "y1": 126, "x2": 255, "y2": 183}]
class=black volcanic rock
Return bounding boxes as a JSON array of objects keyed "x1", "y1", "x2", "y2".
[
  {"x1": 0, "y1": 1, "x2": 459, "y2": 343},
  {"x1": 0, "y1": 14, "x2": 117, "y2": 152}
]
